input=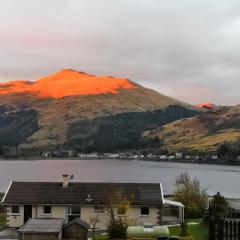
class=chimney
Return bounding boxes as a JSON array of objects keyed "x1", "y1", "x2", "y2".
[{"x1": 62, "y1": 174, "x2": 69, "y2": 188}]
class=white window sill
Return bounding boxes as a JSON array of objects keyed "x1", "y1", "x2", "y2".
[
  {"x1": 9, "y1": 214, "x2": 20, "y2": 216},
  {"x1": 66, "y1": 214, "x2": 81, "y2": 217},
  {"x1": 42, "y1": 214, "x2": 52, "y2": 216},
  {"x1": 93, "y1": 210, "x2": 104, "y2": 213},
  {"x1": 140, "y1": 215, "x2": 150, "y2": 218}
]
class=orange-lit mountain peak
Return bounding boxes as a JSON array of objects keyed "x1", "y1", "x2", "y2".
[
  {"x1": 196, "y1": 102, "x2": 216, "y2": 109},
  {"x1": 0, "y1": 69, "x2": 137, "y2": 99},
  {"x1": 59, "y1": 68, "x2": 78, "y2": 73}
]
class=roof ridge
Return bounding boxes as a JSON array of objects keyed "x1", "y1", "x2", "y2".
[{"x1": 11, "y1": 181, "x2": 161, "y2": 184}]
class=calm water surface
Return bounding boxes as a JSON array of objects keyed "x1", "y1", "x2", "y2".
[{"x1": 0, "y1": 159, "x2": 239, "y2": 198}]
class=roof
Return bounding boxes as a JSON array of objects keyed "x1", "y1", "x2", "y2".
[
  {"x1": 63, "y1": 218, "x2": 90, "y2": 229},
  {"x1": 164, "y1": 199, "x2": 185, "y2": 208},
  {"x1": 2, "y1": 181, "x2": 163, "y2": 206},
  {"x1": 18, "y1": 218, "x2": 64, "y2": 233}
]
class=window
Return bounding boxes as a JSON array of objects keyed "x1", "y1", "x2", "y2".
[
  {"x1": 141, "y1": 207, "x2": 149, "y2": 216},
  {"x1": 94, "y1": 206, "x2": 104, "y2": 212},
  {"x1": 66, "y1": 206, "x2": 81, "y2": 223},
  {"x1": 43, "y1": 206, "x2": 52, "y2": 215},
  {"x1": 67, "y1": 206, "x2": 81, "y2": 215},
  {"x1": 11, "y1": 206, "x2": 19, "y2": 214},
  {"x1": 71, "y1": 206, "x2": 81, "y2": 215}
]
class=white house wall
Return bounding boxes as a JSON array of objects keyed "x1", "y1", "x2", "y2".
[
  {"x1": 128, "y1": 207, "x2": 159, "y2": 225},
  {"x1": 81, "y1": 206, "x2": 160, "y2": 229},
  {"x1": 81, "y1": 206, "x2": 109, "y2": 229},
  {"x1": 7, "y1": 205, "x2": 160, "y2": 229},
  {"x1": 7, "y1": 206, "x2": 24, "y2": 228},
  {"x1": 32, "y1": 205, "x2": 66, "y2": 219}
]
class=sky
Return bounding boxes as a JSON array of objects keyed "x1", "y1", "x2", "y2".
[{"x1": 0, "y1": 0, "x2": 240, "y2": 105}]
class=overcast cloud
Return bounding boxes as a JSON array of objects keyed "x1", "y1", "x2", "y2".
[{"x1": 0, "y1": 0, "x2": 240, "y2": 105}]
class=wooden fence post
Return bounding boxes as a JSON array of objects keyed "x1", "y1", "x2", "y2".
[
  {"x1": 209, "y1": 221, "x2": 215, "y2": 240},
  {"x1": 209, "y1": 219, "x2": 240, "y2": 240}
]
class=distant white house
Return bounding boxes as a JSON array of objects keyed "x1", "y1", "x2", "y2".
[
  {"x1": 175, "y1": 152, "x2": 183, "y2": 159},
  {"x1": 1, "y1": 175, "x2": 184, "y2": 229}
]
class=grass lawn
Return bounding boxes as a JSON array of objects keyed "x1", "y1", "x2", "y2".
[
  {"x1": 95, "y1": 234, "x2": 109, "y2": 240},
  {"x1": 95, "y1": 219, "x2": 209, "y2": 240},
  {"x1": 0, "y1": 213, "x2": 6, "y2": 227},
  {"x1": 169, "y1": 219, "x2": 208, "y2": 240}
]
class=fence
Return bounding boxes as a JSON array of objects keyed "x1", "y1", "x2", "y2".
[{"x1": 209, "y1": 220, "x2": 240, "y2": 240}]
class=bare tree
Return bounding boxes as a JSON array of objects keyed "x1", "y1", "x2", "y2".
[{"x1": 89, "y1": 216, "x2": 101, "y2": 240}]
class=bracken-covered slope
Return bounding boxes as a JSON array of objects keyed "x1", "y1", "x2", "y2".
[
  {"x1": 144, "y1": 105, "x2": 240, "y2": 152},
  {"x1": 0, "y1": 69, "x2": 197, "y2": 152}
]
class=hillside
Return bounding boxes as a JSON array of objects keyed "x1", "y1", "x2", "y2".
[
  {"x1": 0, "y1": 69, "x2": 197, "y2": 153},
  {"x1": 144, "y1": 105, "x2": 240, "y2": 152}
]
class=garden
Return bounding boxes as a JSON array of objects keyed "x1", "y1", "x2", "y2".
[{"x1": 94, "y1": 173, "x2": 230, "y2": 240}]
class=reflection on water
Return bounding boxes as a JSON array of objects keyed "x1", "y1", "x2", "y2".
[{"x1": 0, "y1": 159, "x2": 239, "y2": 197}]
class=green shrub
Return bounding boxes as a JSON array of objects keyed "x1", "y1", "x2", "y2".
[
  {"x1": 206, "y1": 192, "x2": 229, "y2": 222},
  {"x1": 107, "y1": 222, "x2": 127, "y2": 239}
]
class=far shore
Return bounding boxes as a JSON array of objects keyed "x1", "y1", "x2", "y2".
[{"x1": 0, "y1": 156, "x2": 239, "y2": 166}]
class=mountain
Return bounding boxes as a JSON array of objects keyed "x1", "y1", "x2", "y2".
[
  {"x1": 144, "y1": 105, "x2": 240, "y2": 152},
  {"x1": 0, "y1": 69, "x2": 197, "y2": 153}
]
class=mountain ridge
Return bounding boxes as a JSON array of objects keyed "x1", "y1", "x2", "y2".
[
  {"x1": 0, "y1": 69, "x2": 197, "y2": 153},
  {"x1": 0, "y1": 69, "x2": 137, "y2": 99}
]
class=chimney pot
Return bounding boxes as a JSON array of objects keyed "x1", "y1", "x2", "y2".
[{"x1": 62, "y1": 174, "x2": 69, "y2": 188}]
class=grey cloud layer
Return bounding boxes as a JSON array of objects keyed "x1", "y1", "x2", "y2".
[{"x1": 0, "y1": 0, "x2": 240, "y2": 105}]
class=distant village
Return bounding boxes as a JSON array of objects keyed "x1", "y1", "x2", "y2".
[
  {"x1": 3, "y1": 145, "x2": 240, "y2": 165},
  {"x1": 43, "y1": 151, "x2": 221, "y2": 164},
  {"x1": 1, "y1": 145, "x2": 229, "y2": 164}
]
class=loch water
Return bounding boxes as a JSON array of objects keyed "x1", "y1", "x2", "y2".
[{"x1": 0, "y1": 159, "x2": 239, "y2": 197}]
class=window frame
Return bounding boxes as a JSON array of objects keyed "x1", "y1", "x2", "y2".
[
  {"x1": 11, "y1": 205, "x2": 20, "y2": 215},
  {"x1": 43, "y1": 206, "x2": 52, "y2": 215},
  {"x1": 94, "y1": 206, "x2": 104, "y2": 213},
  {"x1": 140, "y1": 207, "x2": 150, "y2": 216}
]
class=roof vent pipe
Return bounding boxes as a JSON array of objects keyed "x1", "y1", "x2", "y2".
[{"x1": 62, "y1": 174, "x2": 69, "y2": 188}]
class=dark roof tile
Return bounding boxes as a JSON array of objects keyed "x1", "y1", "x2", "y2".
[{"x1": 2, "y1": 182, "x2": 163, "y2": 206}]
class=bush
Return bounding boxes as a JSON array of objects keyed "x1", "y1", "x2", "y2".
[
  {"x1": 206, "y1": 192, "x2": 229, "y2": 222},
  {"x1": 107, "y1": 222, "x2": 127, "y2": 239}
]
